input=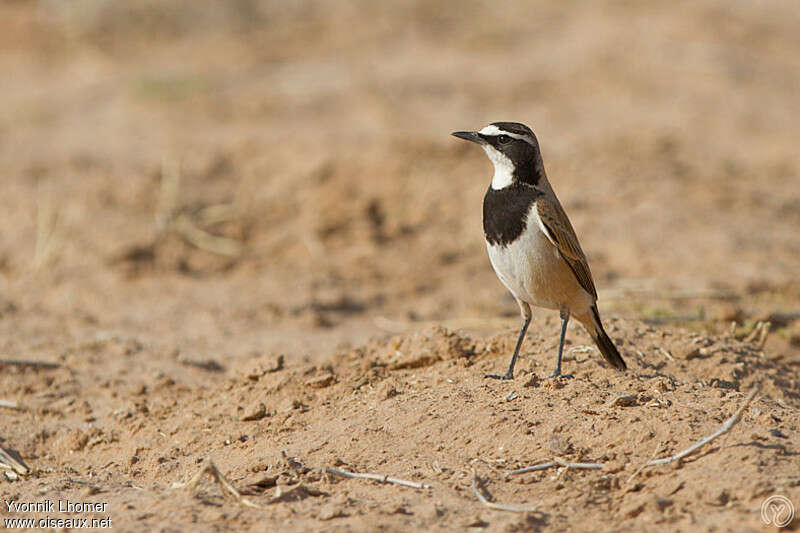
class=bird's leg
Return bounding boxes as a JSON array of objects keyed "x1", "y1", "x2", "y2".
[
  {"x1": 485, "y1": 303, "x2": 531, "y2": 380},
  {"x1": 551, "y1": 309, "x2": 573, "y2": 378}
]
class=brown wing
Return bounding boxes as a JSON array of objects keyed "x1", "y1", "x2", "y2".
[{"x1": 536, "y1": 198, "x2": 598, "y2": 300}]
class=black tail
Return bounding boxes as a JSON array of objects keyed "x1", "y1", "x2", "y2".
[{"x1": 590, "y1": 306, "x2": 627, "y2": 371}]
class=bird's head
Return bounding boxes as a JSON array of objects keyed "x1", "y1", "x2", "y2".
[{"x1": 452, "y1": 122, "x2": 544, "y2": 189}]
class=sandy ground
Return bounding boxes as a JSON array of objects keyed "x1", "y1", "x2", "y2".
[{"x1": 1, "y1": 1, "x2": 799, "y2": 531}]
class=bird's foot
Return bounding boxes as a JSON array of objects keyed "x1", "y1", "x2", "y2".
[
  {"x1": 484, "y1": 372, "x2": 514, "y2": 381},
  {"x1": 549, "y1": 371, "x2": 574, "y2": 380}
]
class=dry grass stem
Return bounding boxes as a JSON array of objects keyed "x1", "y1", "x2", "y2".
[
  {"x1": 553, "y1": 457, "x2": 604, "y2": 470},
  {"x1": 33, "y1": 188, "x2": 61, "y2": 270},
  {"x1": 173, "y1": 214, "x2": 243, "y2": 257},
  {"x1": 504, "y1": 386, "x2": 758, "y2": 482},
  {"x1": 172, "y1": 457, "x2": 261, "y2": 509},
  {"x1": 506, "y1": 462, "x2": 557, "y2": 476},
  {"x1": 646, "y1": 385, "x2": 760, "y2": 467},
  {"x1": 471, "y1": 470, "x2": 538, "y2": 513},
  {"x1": 657, "y1": 347, "x2": 675, "y2": 361},
  {"x1": 324, "y1": 466, "x2": 430, "y2": 490},
  {"x1": 156, "y1": 156, "x2": 181, "y2": 235},
  {"x1": 154, "y1": 156, "x2": 244, "y2": 257},
  {"x1": 626, "y1": 441, "x2": 663, "y2": 485},
  {"x1": 0, "y1": 447, "x2": 30, "y2": 475},
  {"x1": 507, "y1": 459, "x2": 602, "y2": 477},
  {"x1": 742, "y1": 321, "x2": 771, "y2": 349},
  {"x1": 0, "y1": 399, "x2": 24, "y2": 410},
  {"x1": 756, "y1": 322, "x2": 771, "y2": 350},
  {"x1": 0, "y1": 358, "x2": 60, "y2": 369}
]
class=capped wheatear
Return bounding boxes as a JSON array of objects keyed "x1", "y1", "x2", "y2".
[{"x1": 452, "y1": 122, "x2": 626, "y2": 379}]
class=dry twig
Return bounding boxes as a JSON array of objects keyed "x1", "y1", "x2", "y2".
[
  {"x1": 506, "y1": 459, "x2": 603, "y2": 477},
  {"x1": 646, "y1": 385, "x2": 759, "y2": 467},
  {"x1": 0, "y1": 400, "x2": 24, "y2": 411},
  {"x1": 0, "y1": 358, "x2": 60, "y2": 369},
  {"x1": 33, "y1": 188, "x2": 61, "y2": 270},
  {"x1": 626, "y1": 441, "x2": 663, "y2": 485},
  {"x1": 756, "y1": 322, "x2": 771, "y2": 350},
  {"x1": 506, "y1": 461, "x2": 556, "y2": 476},
  {"x1": 172, "y1": 457, "x2": 261, "y2": 509},
  {"x1": 657, "y1": 347, "x2": 675, "y2": 361},
  {"x1": 173, "y1": 214, "x2": 243, "y2": 257},
  {"x1": 471, "y1": 470, "x2": 538, "y2": 513},
  {"x1": 0, "y1": 447, "x2": 30, "y2": 475},
  {"x1": 155, "y1": 157, "x2": 181, "y2": 234},
  {"x1": 505, "y1": 385, "x2": 760, "y2": 480},
  {"x1": 742, "y1": 321, "x2": 771, "y2": 350},
  {"x1": 154, "y1": 157, "x2": 244, "y2": 257},
  {"x1": 324, "y1": 467, "x2": 430, "y2": 489},
  {"x1": 553, "y1": 457, "x2": 604, "y2": 470}
]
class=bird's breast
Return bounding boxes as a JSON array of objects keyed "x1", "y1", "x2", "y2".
[
  {"x1": 485, "y1": 203, "x2": 591, "y2": 311},
  {"x1": 482, "y1": 182, "x2": 543, "y2": 247}
]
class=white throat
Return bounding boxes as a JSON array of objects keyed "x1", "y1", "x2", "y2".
[{"x1": 482, "y1": 145, "x2": 514, "y2": 190}]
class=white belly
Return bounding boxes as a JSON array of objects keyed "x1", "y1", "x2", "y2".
[{"x1": 486, "y1": 223, "x2": 592, "y2": 312}]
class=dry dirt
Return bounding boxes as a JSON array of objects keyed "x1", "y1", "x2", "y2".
[{"x1": 1, "y1": 1, "x2": 800, "y2": 531}]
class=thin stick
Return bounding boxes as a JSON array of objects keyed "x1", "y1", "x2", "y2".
[
  {"x1": 172, "y1": 457, "x2": 261, "y2": 509},
  {"x1": 173, "y1": 214, "x2": 243, "y2": 257},
  {"x1": 506, "y1": 462, "x2": 556, "y2": 476},
  {"x1": 646, "y1": 385, "x2": 759, "y2": 467},
  {"x1": 504, "y1": 386, "x2": 757, "y2": 486},
  {"x1": 324, "y1": 466, "x2": 430, "y2": 490},
  {"x1": 471, "y1": 470, "x2": 538, "y2": 513},
  {"x1": 626, "y1": 441, "x2": 663, "y2": 485},
  {"x1": 156, "y1": 156, "x2": 181, "y2": 234},
  {"x1": 469, "y1": 457, "x2": 505, "y2": 475},
  {"x1": 506, "y1": 459, "x2": 602, "y2": 477},
  {"x1": 657, "y1": 347, "x2": 675, "y2": 361},
  {"x1": 743, "y1": 321, "x2": 765, "y2": 344},
  {"x1": 756, "y1": 322, "x2": 771, "y2": 350},
  {"x1": 553, "y1": 457, "x2": 604, "y2": 470},
  {"x1": 34, "y1": 187, "x2": 61, "y2": 270},
  {"x1": 0, "y1": 359, "x2": 60, "y2": 369},
  {"x1": 0, "y1": 447, "x2": 30, "y2": 475},
  {"x1": 567, "y1": 346, "x2": 595, "y2": 357},
  {"x1": 0, "y1": 400, "x2": 24, "y2": 410},
  {"x1": 66, "y1": 478, "x2": 103, "y2": 492}
]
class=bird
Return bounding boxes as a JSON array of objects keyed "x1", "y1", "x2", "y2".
[{"x1": 452, "y1": 122, "x2": 626, "y2": 379}]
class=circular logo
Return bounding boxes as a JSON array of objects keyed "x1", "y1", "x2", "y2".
[{"x1": 761, "y1": 495, "x2": 795, "y2": 528}]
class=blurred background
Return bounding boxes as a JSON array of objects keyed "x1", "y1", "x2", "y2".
[{"x1": 1, "y1": 0, "x2": 799, "y2": 363}]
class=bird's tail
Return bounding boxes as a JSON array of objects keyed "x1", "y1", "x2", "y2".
[{"x1": 581, "y1": 306, "x2": 627, "y2": 371}]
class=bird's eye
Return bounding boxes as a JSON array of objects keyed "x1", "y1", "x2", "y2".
[{"x1": 497, "y1": 135, "x2": 511, "y2": 145}]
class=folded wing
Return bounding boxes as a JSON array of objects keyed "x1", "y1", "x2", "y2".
[{"x1": 535, "y1": 198, "x2": 598, "y2": 300}]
